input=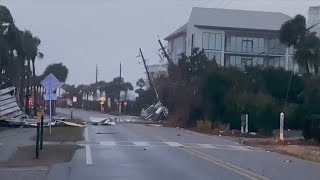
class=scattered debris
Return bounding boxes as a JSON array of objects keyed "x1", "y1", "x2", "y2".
[
  {"x1": 96, "y1": 132, "x2": 116, "y2": 135},
  {"x1": 0, "y1": 87, "x2": 27, "y2": 120},
  {"x1": 144, "y1": 148, "x2": 147, "y2": 150},
  {"x1": 284, "y1": 160, "x2": 292, "y2": 163},
  {"x1": 219, "y1": 134, "x2": 222, "y2": 137},
  {"x1": 177, "y1": 133, "x2": 181, "y2": 136},
  {"x1": 141, "y1": 101, "x2": 168, "y2": 121},
  {"x1": 250, "y1": 132, "x2": 257, "y2": 136},
  {"x1": 63, "y1": 121, "x2": 85, "y2": 128},
  {"x1": 88, "y1": 117, "x2": 117, "y2": 126}
]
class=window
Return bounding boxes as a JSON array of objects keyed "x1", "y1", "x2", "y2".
[
  {"x1": 258, "y1": 38, "x2": 264, "y2": 53},
  {"x1": 280, "y1": 57, "x2": 285, "y2": 68},
  {"x1": 236, "y1": 37, "x2": 242, "y2": 52},
  {"x1": 205, "y1": 52, "x2": 221, "y2": 64},
  {"x1": 288, "y1": 57, "x2": 294, "y2": 71},
  {"x1": 253, "y1": 38, "x2": 259, "y2": 53},
  {"x1": 231, "y1": 36, "x2": 237, "y2": 52},
  {"x1": 209, "y1": 33, "x2": 216, "y2": 50},
  {"x1": 202, "y1": 32, "x2": 222, "y2": 51},
  {"x1": 215, "y1": 33, "x2": 222, "y2": 50},
  {"x1": 242, "y1": 40, "x2": 253, "y2": 53},
  {"x1": 226, "y1": 36, "x2": 231, "y2": 51},
  {"x1": 203, "y1": 33, "x2": 209, "y2": 49}
]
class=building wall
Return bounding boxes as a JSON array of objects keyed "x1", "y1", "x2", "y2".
[
  {"x1": 308, "y1": 6, "x2": 320, "y2": 37},
  {"x1": 169, "y1": 20, "x2": 299, "y2": 72},
  {"x1": 167, "y1": 35, "x2": 186, "y2": 63}
]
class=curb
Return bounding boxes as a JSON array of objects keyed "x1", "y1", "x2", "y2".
[{"x1": 0, "y1": 166, "x2": 48, "y2": 171}]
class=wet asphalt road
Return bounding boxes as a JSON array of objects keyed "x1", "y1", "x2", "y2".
[{"x1": 53, "y1": 108, "x2": 320, "y2": 180}]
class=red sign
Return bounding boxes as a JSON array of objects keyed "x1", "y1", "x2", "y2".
[{"x1": 124, "y1": 102, "x2": 128, "y2": 106}]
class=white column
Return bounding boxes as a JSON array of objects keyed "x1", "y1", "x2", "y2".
[{"x1": 285, "y1": 48, "x2": 289, "y2": 70}]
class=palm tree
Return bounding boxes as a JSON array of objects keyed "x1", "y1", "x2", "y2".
[
  {"x1": 280, "y1": 14, "x2": 320, "y2": 74},
  {"x1": 123, "y1": 82, "x2": 133, "y2": 101}
]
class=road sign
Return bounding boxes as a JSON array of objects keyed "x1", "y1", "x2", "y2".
[
  {"x1": 40, "y1": 73, "x2": 60, "y2": 134},
  {"x1": 43, "y1": 93, "x2": 57, "y2": 101},
  {"x1": 124, "y1": 101, "x2": 128, "y2": 106},
  {"x1": 100, "y1": 96, "x2": 106, "y2": 102},
  {"x1": 40, "y1": 73, "x2": 60, "y2": 93},
  {"x1": 73, "y1": 96, "x2": 77, "y2": 103}
]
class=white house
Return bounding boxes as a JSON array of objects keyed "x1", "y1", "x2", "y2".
[
  {"x1": 165, "y1": 7, "x2": 299, "y2": 72},
  {"x1": 308, "y1": 6, "x2": 320, "y2": 38}
]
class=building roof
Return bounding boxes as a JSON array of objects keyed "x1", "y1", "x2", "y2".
[
  {"x1": 164, "y1": 23, "x2": 187, "y2": 40},
  {"x1": 190, "y1": 7, "x2": 291, "y2": 31},
  {"x1": 165, "y1": 8, "x2": 291, "y2": 40}
]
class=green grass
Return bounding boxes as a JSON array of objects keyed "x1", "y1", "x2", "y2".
[
  {"x1": 32, "y1": 126, "x2": 84, "y2": 142},
  {"x1": 1, "y1": 145, "x2": 82, "y2": 167}
]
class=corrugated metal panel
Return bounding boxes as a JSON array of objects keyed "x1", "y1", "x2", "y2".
[{"x1": 0, "y1": 87, "x2": 26, "y2": 119}]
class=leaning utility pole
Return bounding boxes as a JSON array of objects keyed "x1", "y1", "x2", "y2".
[
  {"x1": 139, "y1": 48, "x2": 159, "y2": 102},
  {"x1": 118, "y1": 62, "x2": 122, "y2": 115},
  {"x1": 158, "y1": 38, "x2": 172, "y2": 63},
  {"x1": 95, "y1": 64, "x2": 98, "y2": 83}
]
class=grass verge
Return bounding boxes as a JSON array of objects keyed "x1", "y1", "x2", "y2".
[
  {"x1": 1, "y1": 145, "x2": 82, "y2": 167},
  {"x1": 32, "y1": 126, "x2": 84, "y2": 142},
  {"x1": 261, "y1": 145, "x2": 320, "y2": 163}
]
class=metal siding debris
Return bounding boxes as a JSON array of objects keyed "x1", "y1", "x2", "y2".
[{"x1": 0, "y1": 87, "x2": 26, "y2": 119}]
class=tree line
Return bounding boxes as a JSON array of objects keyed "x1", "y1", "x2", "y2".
[{"x1": 0, "y1": 5, "x2": 69, "y2": 115}]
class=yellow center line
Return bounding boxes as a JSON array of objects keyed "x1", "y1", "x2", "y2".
[
  {"x1": 182, "y1": 147, "x2": 269, "y2": 180},
  {"x1": 155, "y1": 135, "x2": 269, "y2": 180}
]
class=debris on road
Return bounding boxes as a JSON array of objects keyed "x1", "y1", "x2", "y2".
[
  {"x1": 89, "y1": 117, "x2": 117, "y2": 126},
  {"x1": 0, "y1": 87, "x2": 27, "y2": 120},
  {"x1": 141, "y1": 101, "x2": 168, "y2": 121}
]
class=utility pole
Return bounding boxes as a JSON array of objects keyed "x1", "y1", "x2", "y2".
[
  {"x1": 119, "y1": 62, "x2": 122, "y2": 115},
  {"x1": 95, "y1": 64, "x2": 98, "y2": 83},
  {"x1": 139, "y1": 48, "x2": 159, "y2": 102},
  {"x1": 158, "y1": 38, "x2": 172, "y2": 63}
]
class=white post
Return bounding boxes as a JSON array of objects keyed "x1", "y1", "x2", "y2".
[
  {"x1": 280, "y1": 112, "x2": 285, "y2": 141},
  {"x1": 241, "y1": 114, "x2": 245, "y2": 134},
  {"x1": 49, "y1": 83, "x2": 52, "y2": 134},
  {"x1": 245, "y1": 114, "x2": 248, "y2": 133}
]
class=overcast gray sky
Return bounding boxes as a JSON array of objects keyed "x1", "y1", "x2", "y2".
[{"x1": 2, "y1": 0, "x2": 319, "y2": 86}]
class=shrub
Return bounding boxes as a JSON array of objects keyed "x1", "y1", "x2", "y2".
[
  {"x1": 196, "y1": 119, "x2": 212, "y2": 132},
  {"x1": 303, "y1": 115, "x2": 320, "y2": 142}
]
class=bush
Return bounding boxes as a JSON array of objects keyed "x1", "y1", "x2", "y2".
[
  {"x1": 196, "y1": 119, "x2": 212, "y2": 132},
  {"x1": 303, "y1": 115, "x2": 320, "y2": 142}
]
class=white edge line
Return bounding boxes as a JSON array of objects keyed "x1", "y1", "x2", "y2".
[
  {"x1": 185, "y1": 129, "x2": 240, "y2": 145},
  {"x1": 86, "y1": 145, "x2": 92, "y2": 165}
]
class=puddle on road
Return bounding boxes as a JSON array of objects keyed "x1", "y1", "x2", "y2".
[{"x1": 96, "y1": 132, "x2": 116, "y2": 135}]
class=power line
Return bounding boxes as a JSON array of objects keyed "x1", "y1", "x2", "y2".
[
  {"x1": 215, "y1": 0, "x2": 228, "y2": 8},
  {"x1": 308, "y1": 19, "x2": 320, "y2": 30},
  {"x1": 221, "y1": 0, "x2": 234, "y2": 8}
]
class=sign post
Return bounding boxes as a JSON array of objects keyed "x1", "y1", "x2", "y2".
[
  {"x1": 35, "y1": 109, "x2": 42, "y2": 159},
  {"x1": 280, "y1": 112, "x2": 285, "y2": 141},
  {"x1": 40, "y1": 114, "x2": 44, "y2": 150},
  {"x1": 124, "y1": 101, "x2": 128, "y2": 114},
  {"x1": 41, "y1": 73, "x2": 60, "y2": 134}
]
